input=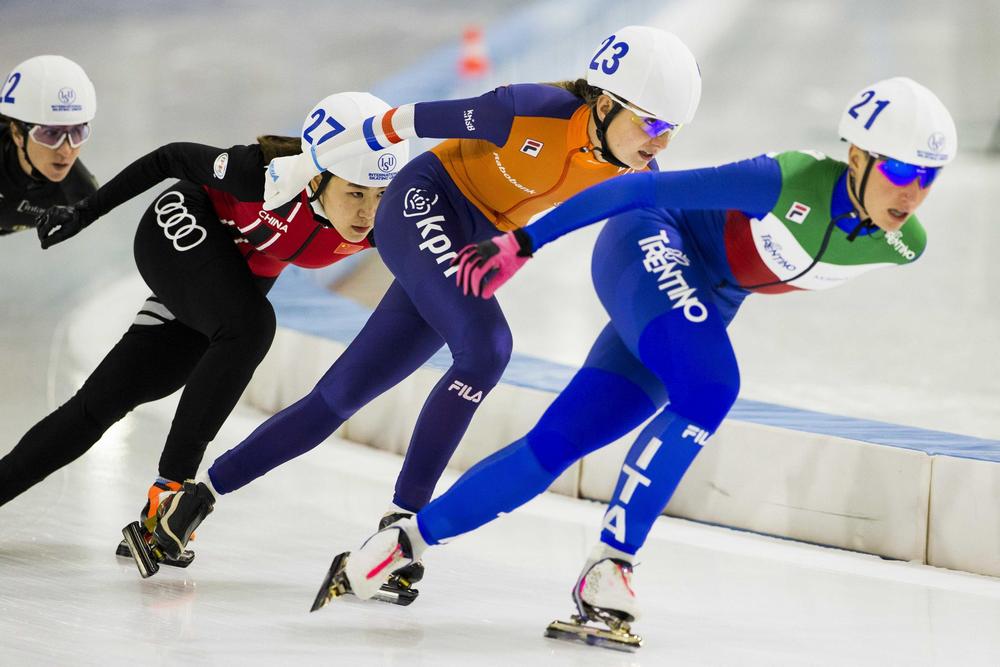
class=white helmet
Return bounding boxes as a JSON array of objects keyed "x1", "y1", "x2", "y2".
[
  {"x1": 585, "y1": 25, "x2": 701, "y2": 124},
  {"x1": 838, "y1": 77, "x2": 956, "y2": 167},
  {"x1": 300, "y1": 91, "x2": 408, "y2": 187},
  {"x1": 0, "y1": 55, "x2": 96, "y2": 125}
]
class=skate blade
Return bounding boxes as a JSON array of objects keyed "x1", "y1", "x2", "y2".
[
  {"x1": 373, "y1": 581, "x2": 419, "y2": 606},
  {"x1": 116, "y1": 539, "x2": 195, "y2": 568},
  {"x1": 545, "y1": 619, "x2": 642, "y2": 652},
  {"x1": 310, "y1": 552, "x2": 352, "y2": 612},
  {"x1": 121, "y1": 521, "x2": 160, "y2": 579}
]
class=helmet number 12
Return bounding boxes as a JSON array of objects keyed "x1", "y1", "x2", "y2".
[
  {"x1": 1, "y1": 72, "x2": 21, "y2": 104},
  {"x1": 590, "y1": 36, "x2": 630, "y2": 75},
  {"x1": 848, "y1": 90, "x2": 891, "y2": 130},
  {"x1": 303, "y1": 109, "x2": 346, "y2": 147}
]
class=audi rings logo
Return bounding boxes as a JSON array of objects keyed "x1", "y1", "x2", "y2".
[
  {"x1": 154, "y1": 191, "x2": 207, "y2": 252},
  {"x1": 377, "y1": 153, "x2": 397, "y2": 172},
  {"x1": 57, "y1": 87, "x2": 76, "y2": 104}
]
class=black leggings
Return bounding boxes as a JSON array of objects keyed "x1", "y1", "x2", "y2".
[{"x1": 0, "y1": 182, "x2": 275, "y2": 506}]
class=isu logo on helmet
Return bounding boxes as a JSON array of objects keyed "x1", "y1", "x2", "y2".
[
  {"x1": 927, "y1": 132, "x2": 946, "y2": 153},
  {"x1": 0, "y1": 55, "x2": 96, "y2": 124},
  {"x1": 378, "y1": 153, "x2": 397, "y2": 172},
  {"x1": 838, "y1": 77, "x2": 957, "y2": 167},
  {"x1": 300, "y1": 91, "x2": 409, "y2": 187}
]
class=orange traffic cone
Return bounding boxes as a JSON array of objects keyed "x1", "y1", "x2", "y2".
[{"x1": 459, "y1": 26, "x2": 489, "y2": 78}]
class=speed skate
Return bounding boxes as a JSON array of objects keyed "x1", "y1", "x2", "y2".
[
  {"x1": 310, "y1": 551, "x2": 419, "y2": 611},
  {"x1": 120, "y1": 520, "x2": 194, "y2": 577},
  {"x1": 544, "y1": 553, "x2": 643, "y2": 651},
  {"x1": 545, "y1": 614, "x2": 642, "y2": 652}
]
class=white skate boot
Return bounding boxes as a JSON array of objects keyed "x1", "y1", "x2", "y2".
[
  {"x1": 310, "y1": 517, "x2": 427, "y2": 611},
  {"x1": 545, "y1": 546, "x2": 642, "y2": 651}
]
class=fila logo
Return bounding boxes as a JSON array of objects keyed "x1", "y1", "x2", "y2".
[
  {"x1": 785, "y1": 201, "x2": 810, "y2": 224},
  {"x1": 448, "y1": 380, "x2": 483, "y2": 403},
  {"x1": 520, "y1": 138, "x2": 543, "y2": 157},
  {"x1": 682, "y1": 424, "x2": 710, "y2": 445}
]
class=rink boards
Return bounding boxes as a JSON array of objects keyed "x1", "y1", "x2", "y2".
[{"x1": 229, "y1": 269, "x2": 1000, "y2": 578}]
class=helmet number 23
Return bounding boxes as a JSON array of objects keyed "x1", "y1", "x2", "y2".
[
  {"x1": 847, "y1": 90, "x2": 891, "y2": 130},
  {"x1": 1, "y1": 72, "x2": 21, "y2": 104},
  {"x1": 303, "y1": 108, "x2": 346, "y2": 147},
  {"x1": 589, "y1": 36, "x2": 630, "y2": 75}
]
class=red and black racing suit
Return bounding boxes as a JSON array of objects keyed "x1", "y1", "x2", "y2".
[{"x1": 0, "y1": 140, "x2": 370, "y2": 506}]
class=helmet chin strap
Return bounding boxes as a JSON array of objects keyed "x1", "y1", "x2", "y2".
[
  {"x1": 846, "y1": 152, "x2": 879, "y2": 241},
  {"x1": 13, "y1": 121, "x2": 47, "y2": 181},
  {"x1": 308, "y1": 172, "x2": 333, "y2": 203},
  {"x1": 589, "y1": 103, "x2": 631, "y2": 169}
]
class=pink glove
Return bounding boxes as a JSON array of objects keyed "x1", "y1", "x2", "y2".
[{"x1": 453, "y1": 229, "x2": 534, "y2": 298}]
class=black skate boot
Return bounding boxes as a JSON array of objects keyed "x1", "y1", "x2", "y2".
[
  {"x1": 122, "y1": 480, "x2": 214, "y2": 578},
  {"x1": 117, "y1": 479, "x2": 195, "y2": 573},
  {"x1": 378, "y1": 511, "x2": 425, "y2": 597}
]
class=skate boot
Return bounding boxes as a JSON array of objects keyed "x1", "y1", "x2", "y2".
[
  {"x1": 311, "y1": 517, "x2": 425, "y2": 611},
  {"x1": 122, "y1": 480, "x2": 215, "y2": 578},
  {"x1": 378, "y1": 510, "x2": 425, "y2": 597},
  {"x1": 545, "y1": 548, "x2": 642, "y2": 652},
  {"x1": 117, "y1": 479, "x2": 195, "y2": 572}
]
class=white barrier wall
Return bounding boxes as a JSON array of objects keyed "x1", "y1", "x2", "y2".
[
  {"x1": 245, "y1": 327, "x2": 937, "y2": 564},
  {"x1": 579, "y1": 421, "x2": 932, "y2": 561},
  {"x1": 928, "y1": 456, "x2": 1000, "y2": 577},
  {"x1": 66, "y1": 276, "x2": 999, "y2": 576},
  {"x1": 244, "y1": 328, "x2": 581, "y2": 498}
]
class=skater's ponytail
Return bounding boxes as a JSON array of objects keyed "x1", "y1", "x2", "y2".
[
  {"x1": 256, "y1": 135, "x2": 302, "y2": 162},
  {"x1": 545, "y1": 78, "x2": 603, "y2": 106}
]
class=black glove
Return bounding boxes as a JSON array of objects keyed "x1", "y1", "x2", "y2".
[{"x1": 36, "y1": 199, "x2": 96, "y2": 249}]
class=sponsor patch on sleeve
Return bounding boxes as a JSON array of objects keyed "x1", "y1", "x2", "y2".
[{"x1": 213, "y1": 152, "x2": 229, "y2": 180}]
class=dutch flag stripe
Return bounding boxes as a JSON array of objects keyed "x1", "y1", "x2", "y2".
[
  {"x1": 381, "y1": 108, "x2": 404, "y2": 144},
  {"x1": 362, "y1": 116, "x2": 385, "y2": 151}
]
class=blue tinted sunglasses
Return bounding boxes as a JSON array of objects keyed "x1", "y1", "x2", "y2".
[
  {"x1": 603, "y1": 91, "x2": 681, "y2": 139},
  {"x1": 872, "y1": 153, "x2": 941, "y2": 189}
]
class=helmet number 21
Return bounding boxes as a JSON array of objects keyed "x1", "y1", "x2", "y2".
[
  {"x1": 847, "y1": 90, "x2": 891, "y2": 130},
  {"x1": 589, "y1": 36, "x2": 630, "y2": 75},
  {"x1": 303, "y1": 109, "x2": 346, "y2": 147},
  {"x1": 1, "y1": 72, "x2": 21, "y2": 104}
]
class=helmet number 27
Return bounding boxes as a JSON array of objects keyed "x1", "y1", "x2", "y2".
[
  {"x1": 303, "y1": 109, "x2": 346, "y2": 147},
  {"x1": 847, "y1": 90, "x2": 891, "y2": 131},
  {"x1": 589, "y1": 35, "x2": 630, "y2": 75},
  {"x1": 1, "y1": 72, "x2": 21, "y2": 104}
]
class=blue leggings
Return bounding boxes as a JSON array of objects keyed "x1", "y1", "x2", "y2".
[
  {"x1": 209, "y1": 153, "x2": 513, "y2": 510},
  {"x1": 418, "y1": 208, "x2": 743, "y2": 554}
]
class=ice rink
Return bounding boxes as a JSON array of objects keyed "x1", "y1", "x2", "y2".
[{"x1": 2, "y1": 0, "x2": 1000, "y2": 664}]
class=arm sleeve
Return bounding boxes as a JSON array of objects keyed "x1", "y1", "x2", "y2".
[
  {"x1": 311, "y1": 86, "x2": 519, "y2": 171},
  {"x1": 524, "y1": 154, "x2": 783, "y2": 251},
  {"x1": 85, "y1": 143, "x2": 265, "y2": 218},
  {"x1": 411, "y1": 85, "x2": 517, "y2": 145}
]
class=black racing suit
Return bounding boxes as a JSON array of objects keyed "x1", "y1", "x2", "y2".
[
  {"x1": 0, "y1": 124, "x2": 98, "y2": 234},
  {"x1": 0, "y1": 142, "x2": 283, "y2": 507}
]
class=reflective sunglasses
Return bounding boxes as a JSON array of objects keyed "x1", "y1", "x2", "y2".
[
  {"x1": 603, "y1": 91, "x2": 680, "y2": 139},
  {"x1": 871, "y1": 152, "x2": 940, "y2": 189},
  {"x1": 28, "y1": 122, "x2": 91, "y2": 149}
]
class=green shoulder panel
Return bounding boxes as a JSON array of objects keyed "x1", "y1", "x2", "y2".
[{"x1": 770, "y1": 150, "x2": 926, "y2": 266}]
